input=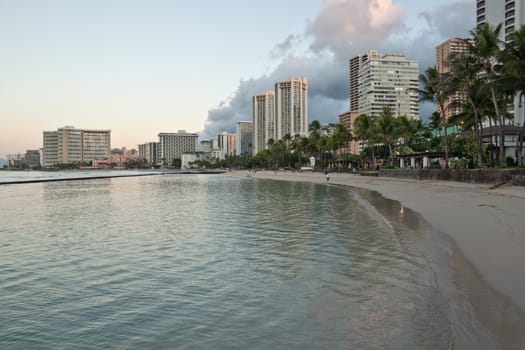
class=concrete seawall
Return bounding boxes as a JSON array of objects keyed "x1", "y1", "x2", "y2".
[{"x1": 378, "y1": 168, "x2": 525, "y2": 186}]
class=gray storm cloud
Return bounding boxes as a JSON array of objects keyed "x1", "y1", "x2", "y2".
[{"x1": 201, "y1": 0, "x2": 475, "y2": 139}]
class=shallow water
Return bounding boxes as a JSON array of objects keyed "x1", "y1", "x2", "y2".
[{"x1": 0, "y1": 174, "x2": 520, "y2": 349}]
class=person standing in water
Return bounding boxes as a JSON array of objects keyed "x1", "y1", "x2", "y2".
[{"x1": 325, "y1": 170, "x2": 330, "y2": 182}]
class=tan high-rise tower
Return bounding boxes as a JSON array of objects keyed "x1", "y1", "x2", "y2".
[
  {"x1": 42, "y1": 126, "x2": 110, "y2": 167},
  {"x1": 436, "y1": 38, "x2": 471, "y2": 121},
  {"x1": 275, "y1": 77, "x2": 308, "y2": 140},
  {"x1": 252, "y1": 91, "x2": 275, "y2": 154}
]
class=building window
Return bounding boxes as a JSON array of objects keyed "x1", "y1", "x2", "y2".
[
  {"x1": 505, "y1": 2, "x2": 515, "y2": 10},
  {"x1": 506, "y1": 9, "x2": 515, "y2": 18},
  {"x1": 477, "y1": 0, "x2": 485, "y2": 8}
]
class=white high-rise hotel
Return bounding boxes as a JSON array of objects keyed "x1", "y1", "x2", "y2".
[
  {"x1": 350, "y1": 51, "x2": 419, "y2": 119},
  {"x1": 252, "y1": 77, "x2": 308, "y2": 154},
  {"x1": 477, "y1": 0, "x2": 525, "y2": 124},
  {"x1": 158, "y1": 131, "x2": 198, "y2": 165}
]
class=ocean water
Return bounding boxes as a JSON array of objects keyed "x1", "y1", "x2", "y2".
[{"x1": 0, "y1": 173, "x2": 517, "y2": 349}]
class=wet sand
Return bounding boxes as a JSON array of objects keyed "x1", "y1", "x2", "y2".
[{"x1": 233, "y1": 169, "x2": 525, "y2": 347}]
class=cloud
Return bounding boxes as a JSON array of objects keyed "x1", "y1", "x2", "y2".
[
  {"x1": 201, "y1": 0, "x2": 477, "y2": 139},
  {"x1": 270, "y1": 35, "x2": 301, "y2": 59},
  {"x1": 419, "y1": 0, "x2": 474, "y2": 40},
  {"x1": 201, "y1": 54, "x2": 348, "y2": 139},
  {"x1": 306, "y1": 0, "x2": 405, "y2": 61},
  {"x1": 386, "y1": 0, "x2": 474, "y2": 119}
]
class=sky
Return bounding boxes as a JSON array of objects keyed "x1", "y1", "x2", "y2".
[{"x1": 0, "y1": 0, "x2": 475, "y2": 158}]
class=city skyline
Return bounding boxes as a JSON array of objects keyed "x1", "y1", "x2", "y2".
[{"x1": 0, "y1": 0, "x2": 475, "y2": 158}]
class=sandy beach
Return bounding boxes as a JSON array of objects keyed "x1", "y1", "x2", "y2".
[{"x1": 234, "y1": 170, "x2": 525, "y2": 318}]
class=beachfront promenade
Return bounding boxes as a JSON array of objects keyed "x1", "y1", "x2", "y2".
[{"x1": 236, "y1": 170, "x2": 525, "y2": 316}]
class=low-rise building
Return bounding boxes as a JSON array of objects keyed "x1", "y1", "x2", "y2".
[
  {"x1": 25, "y1": 150, "x2": 41, "y2": 168},
  {"x1": 181, "y1": 152, "x2": 211, "y2": 169}
]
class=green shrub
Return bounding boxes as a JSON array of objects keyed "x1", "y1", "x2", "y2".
[{"x1": 450, "y1": 159, "x2": 468, "y2": 169}]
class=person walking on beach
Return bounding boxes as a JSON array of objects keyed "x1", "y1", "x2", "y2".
[{"x1": 325, "y1": 170, "x2": 330, "y2": 182}]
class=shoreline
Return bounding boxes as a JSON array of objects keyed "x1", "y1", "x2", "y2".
[
  {"x1": 0, "y1": 169, "x2": 226, "y2": 185},
  {"x1": 233, "y1": 170, "x2": 525, "y2": 345}
]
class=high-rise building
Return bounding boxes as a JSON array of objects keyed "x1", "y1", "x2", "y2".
[
  {"x1": 57, "y1": 126, "x2": 82, "y2": 163},
  {"x1": 43, "y1": 131, "x2": 59, "y2": 166},
  {"x1": 436, "y1": 38, "x2": 471, "y2": 121},
  {"x1": 476, "y1": 0, "x2": 523, "y2": 42},
  {"x1": 349, "y1": 54, "x2": 367, "y2": 113},
  {"x1": 476, "y1": 0, "x2": 525, "y2": 124},
  {"x1": 82, "y1": 129, "x2": 111, "y2": 162},
  {"x1": 138, "y1": 142, "x2": 159, "y2": 165},
  {"x1": 350, "y1": 51, "x2": 419, "y2": 119},
  {"x1": 275, "y1": 77, "x2": 308, "y2": 140},
  {"x1": 158, "y1": 131, "x2": 198, "y2": 165},
  {"x1": 236, "y1": 121, "x2": 253, "y2": 156},
  {"x1": 252, "y1": 91, "x2": 275, "y2": 154},
  {"x1": 200, "y1": 140, "x2": 212, "y2": 153},
  {"x1": 338, "y1": 111, "x2": 361, "y2": 155},
  {"x1": 215, "y1": 132, "x2": 236, "y2": 159},
  {"x1": 42, "y1": 126, "x2": 110, "y2": 167}
]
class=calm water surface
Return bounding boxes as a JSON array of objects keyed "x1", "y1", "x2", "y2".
[{"x1": 0, "y1": 173, "x2": 499, "y2": 349}]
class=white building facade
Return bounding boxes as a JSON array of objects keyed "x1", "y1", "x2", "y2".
[
  {"x1": 158, "y1": 131, "x2": 198, "y2": 165},
  {"x1": 351, "y1": 51, "x2": 419, "y2": 119}
]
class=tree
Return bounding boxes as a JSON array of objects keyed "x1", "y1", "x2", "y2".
[
  {"x1": 375, "y1": 107, "x2": 397, "y2": 165},
  {"x1": 420, "y1": 66, "x2": 452, "y2": 167},
  {"x1": 469, "y1": 23, "x2": 506, "y2": 166},
  {"x1": 449, "y1": 50, "x2": 489, "y2": 166},
  {"x1": 308, "y1": 120, "x2": 322, "y2": 168},
  {"x1": 395, "y1": 115, "x2": 420, "y2": 149},
  {"x1": 331, "y1": 123, "x2": 353, "y2": 169},
  {"x1": 354, "y1": 113, "x2": 377, "y2": 168},
  {"x1": 500, "y1": 26, "x2": 525, "y2": 166}
]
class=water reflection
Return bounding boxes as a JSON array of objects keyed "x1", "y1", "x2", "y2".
[{"x1": 1, "y1": 175, "x2": 520, "y2": 349}]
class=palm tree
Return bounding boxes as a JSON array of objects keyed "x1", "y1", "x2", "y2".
[
  {"x1": 332, "y1": 123, "x2": 352, "y2": 169},
  {"x1": 420, "y1": 66, "x2": 452, "y2": 167},
  {"x1": 449, "y1": 50, "x2": 488, "y2": 165},
  {"x1": 299, "y1": 137, "x2": 310, "y2": 167},
  {"x1": 375, "y1": 107, "x2": 398, "y2": 165},
  {"x1": 354, "y1": 113, "x2": 377, "y2": 168},
  {"x1": 308, "y1": 120, "x2": 322, "y2": 169},
  {"x1": 395, "y1": 115, "x2": 420, "y2": 149},
  {"x1": 500, "y1": 26, "x2": 525, "y2": 166},
  {"x1": 429, "y1": 111, "x2": 442, "y2": 135},
  {"x1": 469, "y1": 23, "x2": 506, "y2": 165}
]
